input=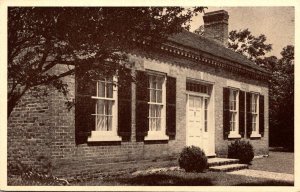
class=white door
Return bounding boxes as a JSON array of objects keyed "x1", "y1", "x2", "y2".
[{"x1": 187, "y1": 95, "x2": 209, "y2": 154}]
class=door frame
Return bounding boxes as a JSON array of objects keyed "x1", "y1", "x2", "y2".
[{"x1": 186, "y1": 90, "x2": 216, "y2": 156}]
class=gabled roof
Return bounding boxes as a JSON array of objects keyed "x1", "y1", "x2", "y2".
[{"x1": 168, "y1": 30, "x2": 269, "y2": 74}]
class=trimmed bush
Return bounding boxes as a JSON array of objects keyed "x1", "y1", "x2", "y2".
[
  {"x1": 228, "y1": 140, "x2": 254, "y2": 164},
  {"x1": 178, "y1": 146, "x2": 208, "y2": 172}
]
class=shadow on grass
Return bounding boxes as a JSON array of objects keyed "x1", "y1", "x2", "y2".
[
  {"x1": 112, "y1": 173, "x2": 213, "y2": 186},
  {"x1": 236, "y1": 180, "x2": 293, "y2": 186}
]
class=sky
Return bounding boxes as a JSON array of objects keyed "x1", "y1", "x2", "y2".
[{"x1": 189, "y1": 7, "x2": 295, "y2": 58}]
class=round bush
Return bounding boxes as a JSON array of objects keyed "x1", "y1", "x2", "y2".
[
  {"x1": 178, "y1": 146, "x2": 208, "y2": 172},
  {"x1": 228, "y1": 140, "x2": 254, "y2": 164}
]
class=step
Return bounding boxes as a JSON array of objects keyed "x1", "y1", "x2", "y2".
[
  {"x1": 208, "y1": 158, "x2": 239, "y2": 167},
  {"x1": 209, "y1": 163, "x2": 248, "y2": 172}
]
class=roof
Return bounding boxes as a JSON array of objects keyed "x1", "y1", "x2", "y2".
[{"x1": 168, "y1": 30, "x2": 269, "y2": 74}]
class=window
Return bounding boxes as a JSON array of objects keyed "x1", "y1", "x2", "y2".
[
  {"x1": 95, "y1": 78, "x2": 114, "y2": 131},
  {"x1": 250, "y1": 93, "x2": 260, "y2": 137},
  {"x1": 204, "y1": 98, "x2": 208, "y2": 132},
  {"x1": 187, "y1": 81, "x2": 208, "y2": 94},
  {"x1": 228, "y1": 89, "x2": 240, "y2": 138},
  {"x1": 145, "y1": 73, "x2": 168, "y2": 140},
  {"x1": 88, "y1": 77, "x2": 121, "y2": 141}
]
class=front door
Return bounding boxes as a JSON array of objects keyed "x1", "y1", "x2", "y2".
[{"x1": 187, "y1": 95, "x2": 209, "y2": 154}]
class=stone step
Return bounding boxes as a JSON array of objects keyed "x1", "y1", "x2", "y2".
[
  {"x1": 208, "y1": 158, "x2": 239, "y2": 167},
  {"x1": 209, "y1": 163, "x2": 248, "y2": 172}
]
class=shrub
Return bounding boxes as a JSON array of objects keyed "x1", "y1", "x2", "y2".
[
  {"x1": 178, "y1": 146, "x2": 208, "y2": 172},
  {"x1": 228, "y1": 140, "x2": 254, "y2": 164},
  {"x1": 7, "y1": 159, "x2": 68, "y2": 186}
]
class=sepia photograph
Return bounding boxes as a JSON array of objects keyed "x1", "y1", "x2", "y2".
[{"x1": 2, "y1": 2, "x2": 296, "y2": 190}]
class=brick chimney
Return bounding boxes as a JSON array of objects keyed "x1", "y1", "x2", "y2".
[{"x1": 203, "y1": 10, "x2": 229, "y2": 46}]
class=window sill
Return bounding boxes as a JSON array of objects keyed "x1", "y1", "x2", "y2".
[
  {"x1": 88, "y1": 131, "x2": 122, "y2": 142},
  {"x1": 228, "y1": 133, "x2": 242, "y2": 139},
  {"x1": 250, "y1": 133, "x2": 261, "y2": 138},
  {"x1": 145, "y1": 132, "x2": 169, "y2": 141}
]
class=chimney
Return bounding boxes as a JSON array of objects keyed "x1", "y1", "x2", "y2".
[{"x1": 203, "y1": 10, "x2": 229, "y2": 46}]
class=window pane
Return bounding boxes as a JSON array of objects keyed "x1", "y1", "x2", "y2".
[
  {"x1": 106, "y1": 83, "x2": 113, "y2": 98},
  {"x1": 157, "y1": 77, "x2": 163, "y2": 89},
  {"x1": 96, "y1": 116, "x2": 105, "y2": 131},
  {"x1": 105, "y1": 101, "x2": 113, "y2": 115},
  {"x1": 150, "y1": 90, "x2": 156, "y2": 102},
  {"x1": 156, "y1": 118, "x2": 161, "y2": 131},
  {"x1": 150, "y1": 105, "x2": 155, "y2": 117},
  {"x1": 149, "y1": 76, "x2": 155, "y2": 89},
  {"x1": 107, "y1": 116, "x2": 112, "y2": 131},
  {"x1": 156, "y1": 105, "x2": 161, "y2": 117},
  {"x1": 98, "y1": 82, "x2": 105, "y2": 97},
  {"x1": 149, "y1": 118, "x2": 154, "y2": 131},
  {"x1": 157, "y1": 90, "x2": 162, "y2": 103},
  {"x1": 96, "y1": 100, "x2": 104, "y2": 115}
]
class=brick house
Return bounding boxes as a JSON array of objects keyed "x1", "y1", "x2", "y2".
[{"x1": 8, "y1": 10, "x2": 269, "y2": 178}]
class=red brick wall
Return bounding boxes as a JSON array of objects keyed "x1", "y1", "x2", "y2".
[
  {"x1": 7, "y1": 48, "x2": 269, "y2": 178},
  {"x1": 8, "y1": 87, "x2": 53, "y2": 172}
]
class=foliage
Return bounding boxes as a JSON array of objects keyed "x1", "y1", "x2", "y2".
[
  {"x1": 228, "y1": 29, "x2": 272, "y2": 63},
  {"x1": 228, "y1": 140, "x2": 254, "y2": 164},
  {"x1": 268, "y1": 46, "x2": 294, "y2": 150},
  {"x1": 8, "y1": 7, "x2": 206, "y2": 117},
  {"x1": 178, "y1": 146, "x2": 208, "y2": 172},
  {"x1": 8, "y1": 159, "x2": 68, "y2": 186}
]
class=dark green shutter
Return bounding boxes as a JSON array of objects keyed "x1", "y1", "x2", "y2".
[
  {"x1": 166, "y1": 76, "x2": 176, "y2": 137},
  {"x1": 136, "y1": 71, "x2": 149, "y2": 137},
  {"x1": 75, "y1": 70, "x2": 96, "y2": 145},
  {"x1": 239, "y1": 91, "x2": 245, "y2": 137},
  {"x1": 259, "y1": 95, "x2": 265, "y2": 137},
  {"x1": 223, "y1": 87, "x2": 230, "y2": 139},
  {"x1": 118, "y1": 68, "x2": 132, "y2": 137},
  {"x1": 246, "y1": 92, "x2": 252, "y2": 138}
]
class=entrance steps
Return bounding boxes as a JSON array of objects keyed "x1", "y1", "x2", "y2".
[{"x1": 208, "y1": 158, "x2": 248, "y2": 172}]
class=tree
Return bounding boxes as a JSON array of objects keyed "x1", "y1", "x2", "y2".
[
  {"x1": 228, "y1": 29, "x2": 272, "y2": 64},
  {"x1": 269, "y1": 45, "x2": 294, "y2": 150},
  {"x1": 8, "y1": 7, "x2": 206, "y2": 118}
]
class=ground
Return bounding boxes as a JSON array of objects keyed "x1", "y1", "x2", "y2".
[
  {"x1": 249, "y1": 150, "x2": 294, "y2": 174},
  {"x1": 8, "y1": 150, "x2": 294, "y2": 186},
  {"x1": 72, "y1": 150, "x2": 294, "y2": 186}
]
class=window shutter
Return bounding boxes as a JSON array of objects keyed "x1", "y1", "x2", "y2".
[
  {"x1": 75, "y1": 71, "x2": 96, "y2": 145},
  {"x1": 246, "y1": 92, "x2": 252, "y2": 138},
  {"x1": 136, "y1": 71, "x2": 149, "y2": 137},
  {"x1": 223, "y1": 87, "x2": 230, "y2": 139},
  {"x1": 166, "y1": 76, "x2": 176, "y2": 137},
  {"x1": 259, "y1": 95, "x2": 265, "y2": 137},
  {"x1": 239, "y1": 91, "x2": 245, "y2": 137},
  {"x1": 118, "y1": 68, "x2": 132, "y2": 137}
]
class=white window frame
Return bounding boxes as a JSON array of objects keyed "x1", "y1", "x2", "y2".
[
  {"x1": 88, "y1": 76, "x2": 121, "y2": 142},
  {"x1": 250, "y1": 93, "x2": 261, "y2": 138},
  {"x1": 145, "y1": 72, "x2": 169, "y2": 141},
  {"x1": 228, "y1": 88, "x2": 241, "y2": 138}
]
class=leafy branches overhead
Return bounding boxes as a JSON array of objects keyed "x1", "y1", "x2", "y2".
[
  {"x1": 228, "y1": 29, "x2": 272, "y2": 63},
  {"x1": 8, "y1": 7, "x2": 206, "y2": 117}
]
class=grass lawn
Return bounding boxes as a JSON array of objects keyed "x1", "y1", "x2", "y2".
[
  {"x1": 249, "y1": 151, "x2": 294, "y2": 174},
  {"x1": 9, "y1": 151, "x2": 294, "y2": 186},
  {"x1": 72, "y1": 170, "x2": 292, "y2": 186}
]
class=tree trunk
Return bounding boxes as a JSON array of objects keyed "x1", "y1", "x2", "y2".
[
  {"x1": 8, "y1": 97, "x2": 18, "y2": 118},
  {"x1": 7, "y1": 91, "x2": 26, "y2": 119}
]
